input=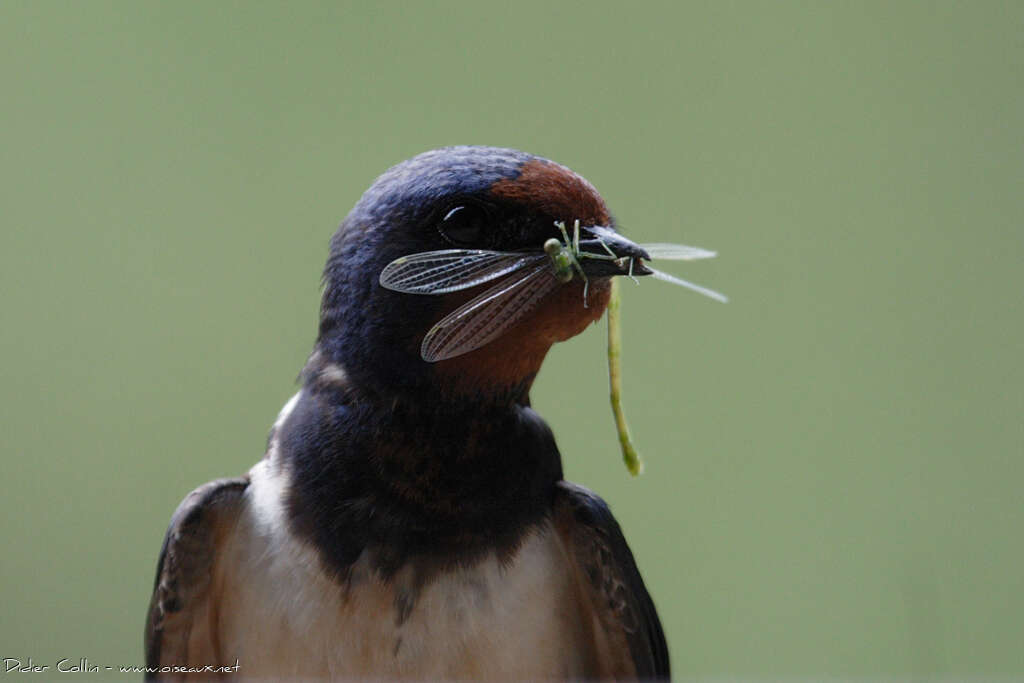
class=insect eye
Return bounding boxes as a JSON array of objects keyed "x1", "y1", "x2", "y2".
[{"x1": 438, "y1": 204, "x2": 490, "y2": 247}]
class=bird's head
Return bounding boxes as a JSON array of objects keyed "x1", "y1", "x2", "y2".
[{"x1": 314, "y1": 146, "x2": 649, "y2": 404}]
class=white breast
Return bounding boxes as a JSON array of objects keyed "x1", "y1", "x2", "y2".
[{"x1": 214, "y1": 455, "x2": 592, "y2": 680}]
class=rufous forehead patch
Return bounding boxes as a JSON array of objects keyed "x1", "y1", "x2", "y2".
[{"x1": 490, "y1": 159, "x2": 612, "y2": 226}]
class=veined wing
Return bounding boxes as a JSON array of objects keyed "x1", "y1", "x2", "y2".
[
  {"x1": 421, "y1": 261, "x2": 560, "y2": 362},
  {"x1": 587, "y1": 226, "x2": 717, "y2": 261},
  {"x1": 640, "y1": 243, "x2": 717, "y2": 261},
  {"x1": 649, "y1": 267, "x2": 728, "y2": 303},
  {"x1": 379, "y1": 249, "x2": 542, "y2": 294}
]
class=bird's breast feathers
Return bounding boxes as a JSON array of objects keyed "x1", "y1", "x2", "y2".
[{"x1": 215, "y1": 455, "x2": 601, "y2": 679}]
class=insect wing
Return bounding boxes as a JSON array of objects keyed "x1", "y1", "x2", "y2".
[
  {"x1": 421, "y1": 262, "x2": 559, "y2": 362},
  {"x1": 380, "y1": 250, "x2": 542, "y2": 294},
  {"x1": 649, "y1": 267, "x2": 729, "y2": 303},
  {"x1": 640, "y1": 243, "x2": 717, "y2": 261}
]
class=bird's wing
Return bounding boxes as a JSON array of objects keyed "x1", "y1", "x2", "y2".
[
  {"x1": 144, "y1": 476, "x2": 249, "y2": 679},
  {"x1": 553, "y1": 480, "x2": 670, "y2": 681}
]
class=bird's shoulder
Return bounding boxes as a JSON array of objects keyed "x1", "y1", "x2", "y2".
[
  {"x1": 552, "y1": 480, "x2": 671, "y2": 681},
  {"x1": 144, "y1": 476, "x2": 250, "y2": 675}
]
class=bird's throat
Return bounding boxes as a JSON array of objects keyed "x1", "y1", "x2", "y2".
[{"x1": 430, "y1": 278, "x2": 611, "y2": 402}]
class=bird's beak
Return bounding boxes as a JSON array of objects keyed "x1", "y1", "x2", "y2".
[{"x1": 577, "y1": 226, "x2": 653, "y2": 278}]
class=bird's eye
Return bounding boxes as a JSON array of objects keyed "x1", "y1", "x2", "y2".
[{"x1": 438, "y1": 204, "x2": 489, "y2": 247}]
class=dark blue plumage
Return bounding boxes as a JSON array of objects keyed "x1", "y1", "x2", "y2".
[
  {"x1": 347, "y1": 146, "x2": 531, "y2": 226},
  {"x1": 280, "y1": 383, "x2": 563, "y2": 579},
  {"x1": 317, "y1": 147, "x2": 535, "y2": 396}
]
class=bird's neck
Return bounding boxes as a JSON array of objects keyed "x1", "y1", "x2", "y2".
[{"x1": 277, "y1": 357, "x2": 564, "y2": 580}]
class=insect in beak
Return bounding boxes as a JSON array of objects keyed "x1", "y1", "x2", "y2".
[
  {"x1": 378, "y1": 220, "x2": 725, "y2": 362},
  {"x1": 543, "y1": 221, "x2": 650, "y2": 306},
  {"x1": 379, "y1": 219, "x2": 727, "y2": 475},
  {"x1": 574, "y1": 225, "x2": 653, "y2": 279}
]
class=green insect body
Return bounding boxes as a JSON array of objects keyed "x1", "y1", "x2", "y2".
[
  {"x1": 607, "y1": 279, "x2": 643, "y2": 476},
  {"x1": 546, "y1": 220, "x2": 619, "y2": 301},
  {"x1": 546, "y1": 220, "x2": 644, "y2": 475},
  {"x1": 544, "y1": 238, "x2": 575, "y2": 283}
]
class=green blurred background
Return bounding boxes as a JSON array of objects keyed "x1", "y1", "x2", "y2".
[{"x1": 2, "y1": 1, "x2": 1022, "y2": 678}]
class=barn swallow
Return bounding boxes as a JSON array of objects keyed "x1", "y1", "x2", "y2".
[{"x1": 145, "y1": 146, "x2": 670, "y2": 680}]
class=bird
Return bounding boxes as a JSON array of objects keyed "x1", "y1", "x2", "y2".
[{"x1": 144, "y1": 146, "x2": 670, "y2": 681}]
